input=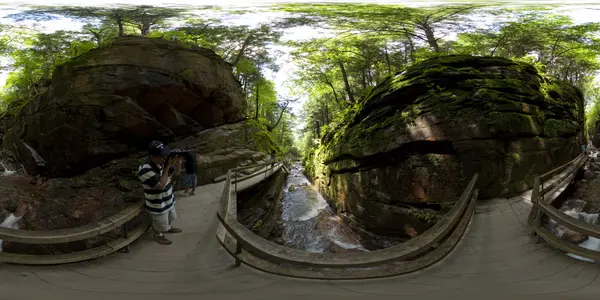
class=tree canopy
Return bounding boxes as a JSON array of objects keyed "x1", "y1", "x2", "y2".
[{"x1": 1, "y1": 4, "x2": 600, "y2": 158}]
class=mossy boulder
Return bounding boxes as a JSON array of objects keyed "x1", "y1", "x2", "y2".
[{"x1": 307, "y1": 55, "x2": 585, "y2": 240}]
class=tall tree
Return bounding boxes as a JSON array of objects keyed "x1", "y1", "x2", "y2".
[{"x1": 275, "y1": 4, "x2": 481, "y2": 53}]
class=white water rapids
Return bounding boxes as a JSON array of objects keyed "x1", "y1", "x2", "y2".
[
  {"x1": 549, "y1": 199, "x2": 600, "y2": 263},
  {"x1": 281, "y1": 163, "x2": 368, "y2": 253},
  {"x1": 0, "y1": 162, "x2": 19, "y2": 252},
  {"x1": 0, "y1": 162, "x2": 15, "y2": 176}
]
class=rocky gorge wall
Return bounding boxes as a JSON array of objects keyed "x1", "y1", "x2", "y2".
[
  {"x1": 0, "y1": 37, "x2": 276, "y2": 254},
  {"x1": 306, "y1": 55, "x2": 585, "y2": 240},
  {"x1": 2, "y1": 37, "x2": 247, "y2": 177}
]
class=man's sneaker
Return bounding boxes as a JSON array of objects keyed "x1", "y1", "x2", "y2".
[
  {"x1": 166, "y1": 227, "x2": 183, "y2": 233},
  {"x1": 153, "y1": 234, "x2": 172, "y2": 245}
]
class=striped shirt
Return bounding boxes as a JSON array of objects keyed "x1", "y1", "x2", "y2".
[{"x1": 138, "y1": 160, "x2": 175, "y2": 214}]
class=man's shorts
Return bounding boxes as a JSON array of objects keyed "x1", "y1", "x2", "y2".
[
  {"x1": 150, "y1": 206, "x2": 177, "y2": 233},
  {"x1": 183, "y1": 173, "x2": 197, "y2": 187}
]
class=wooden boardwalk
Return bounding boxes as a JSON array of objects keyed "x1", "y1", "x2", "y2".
[{"x1": 1, "y1": 167, "x2": 599, "y2": 300}]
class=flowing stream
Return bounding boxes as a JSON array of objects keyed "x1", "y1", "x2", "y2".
[
  {"x1": 0, "y1": 162, "x2": 18, "y2": 252},
  {"x1": 0, "y1": 162, "x2": 15, "y2": 176},
  {"x1": 549, "y1": 147, "x2": 600, "y2": 263},
  {"x1": 281, "y1": 163, "x2": 368, "y2": 253},
  {"x1": 548, "y1": 199, "x2": 600, "y2": 263}
]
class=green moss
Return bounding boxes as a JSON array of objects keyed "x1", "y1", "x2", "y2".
[
  {"x1": 304, "y1": 55, "x2": 585, "y2": 205},
  {"x1": 544, "y1": 119, "x2": 578, "y2": 137},
  {"x1": 485, "y1": 111, "x2": 542, "y2": 135},
  {"x1": 413, "y1": 210, "x2": 442, "y2": 224},
  {"x1": 251, "y1": 219, "x2": 264, "y2": 231}
]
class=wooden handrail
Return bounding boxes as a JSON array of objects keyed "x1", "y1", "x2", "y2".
[
  {"x1": 0, "y1": 221, "x2": 149, "y2": 265},
  {"x1": 216, "y1": 158, "x2": 479, "y2": 276},
  {"x1": 0, "y1": 156, "x2": 285, "y2": 265},
  {"x1": 537, "y1": 201, "x2": 600, "y2": 239},
  {"x1": 527, "y1": 152, "x2": 599, "y2": 261},
  {"x1": 0, "y1": 197, "x2": 148, "y2": 264},
  {"x1": 0, "y1": 200, "x2": 144, "y2": 244},
  {"x1": 540, "y1": 152, "x2": 585, "y2": 180}
]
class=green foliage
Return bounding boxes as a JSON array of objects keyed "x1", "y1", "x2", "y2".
[
  {"x1": 1, "y1": 4, "x2": 599, "y2": 163},
  {"x1": 0, "y1": 29, "x2": 96, "y2": 114},
  {"x1": 280, "y1": 4, "x2": 600, "y2": 169},
  {"x1": 585, "y1": 82, "x2": 600, "y2": 140}
]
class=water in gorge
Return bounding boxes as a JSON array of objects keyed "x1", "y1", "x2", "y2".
[
  {"x1": 281, "y1": 163, "x2": 368, "y2": 253},
  {"x1": 0, "y1": 162, "x2": 15, "y2": 176},
  {"x1": 548, "y1": 198, "x2": 600, "y2": 263},
  {"x1": 548, "y1": 147, "x2": 600, "y2": 263}
]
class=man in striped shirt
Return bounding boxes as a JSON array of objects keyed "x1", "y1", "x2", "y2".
[{"x1": 138, "y1": 141, "x2": 182, "y2": 245}]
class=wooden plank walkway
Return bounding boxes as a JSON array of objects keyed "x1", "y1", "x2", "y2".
[{"x1": 0, "y1": 166, "x2": 599, "y2": 300}]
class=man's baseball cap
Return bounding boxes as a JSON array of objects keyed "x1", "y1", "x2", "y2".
[{"x1": 148, "y1": 141, "x2": 172, "y2": 157}]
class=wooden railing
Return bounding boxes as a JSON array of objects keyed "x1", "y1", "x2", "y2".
[
  {"x1": 0, "y1": 157, "x2": 287, "y2": 266},
  {"x1": 527, "y1": 152, "x2": 600, "y2": 261},
  {"x1": 0, "y1": 200, "x2": 149, "y2": 265},
  {"x1": 216, "y1": 161, "x2": 479, "y2": 279}
]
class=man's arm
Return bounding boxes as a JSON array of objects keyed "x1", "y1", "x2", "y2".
[{"x1": 139, "y1": 162, "x2": 172, "y2": 191}]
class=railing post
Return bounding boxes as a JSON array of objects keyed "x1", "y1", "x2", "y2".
[
  {"x1": 234, "y1": 171, "x2": 238, "y2": 192},
  {"x1": 530, "y1": 176, "x2": 544, "y2": 244},
  {"x1": 540, "y1": 178, "x2": 545, "y2": 204},
  {"x1": 121, "y1": 225, "x2": 131, "y2": 253},
  {"x1": 234, "y1": 240, "x2": 242, "y2": 267}
]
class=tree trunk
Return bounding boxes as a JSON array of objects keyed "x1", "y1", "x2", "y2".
[
  {"x1": 116, "y1": 18, "x2": 125, "y2": 37},
  {"x1": 423, "y1": 25, "x2": 440, "y2": 52},
  {"x1": 254, "y1": 83, "x2": 260, "y2": 120},
  {"x1": 322, "y1": 73, "x2": 340, "y2": 104},
  {"x1": 338, "y1": 61, "x2": 355, "y2": 104},
  {"x1": 367, "y1": 68, "x2": 374, "y2": 86},
  {"x1": 317, "y1": 121, "x2": 322, "y2": 138},
  {"x1": 404, "y1": 33, "x2": 416, "y2": 62},
  {"x1": 268, "y1": 102, "x2": 290, "y2": 132},
  {"x1": 324, "y1": 102, "x2": 330, "y2": 124},
  {"x1": 490, "y1": 33, "x2": 506, "y2": 56},
  {"x1": 231, "y1": 35, "x2": 252, "y2": 66},
  {"x1": 384, "y1": 46, "x2": 392, "y2": 74},
  {"x1": 360, "y1": 70, "x2": 367, "y2": 90},
  {"x1": 142, "y1": 22, "x2": 151, "y2": 36}
]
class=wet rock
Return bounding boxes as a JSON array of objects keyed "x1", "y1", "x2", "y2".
[
  {"x1": 584, "y1": 170, "x2": 596, "y2": 179},
  {"x1": 213, "y1": 174, "x2": 227, "y2": 182},
  {"x1": 170, "y1": 122, "x2": 274, "y2": 185},
  {"x1": 562, "y1": 231, "x2": 588, "y2": 244},
  {"x1": 560, "y1": 199, "x2": 587, "y2": 213},
  {"x1": 237, "y1": 170, "x2": 285, "y2": 242},
  {"x1": 589, "y1": 162, "x2": 600, "y2": 171}
]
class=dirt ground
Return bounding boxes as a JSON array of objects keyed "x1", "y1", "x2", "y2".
[{"x1": 0, "y1": 156, "x2": 144, "y2": 254}]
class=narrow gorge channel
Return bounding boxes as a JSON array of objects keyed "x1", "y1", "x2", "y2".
[
  {"x1": 281, "y1": 163, "x2": 368, "y2": 253},
  {"x1": 547, "y1": 148, "x2": 600, "y2": 262},
  {"x1": 237, "y1": 162, "x2": 370, "y2": 253}
]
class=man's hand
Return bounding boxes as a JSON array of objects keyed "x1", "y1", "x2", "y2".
[{"x1": 165, "y1": 157, "x2": 175, "y2": 169}]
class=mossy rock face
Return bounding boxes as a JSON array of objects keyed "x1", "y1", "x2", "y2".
[
  {"x1": 2, "y1": 36, "x2": 246, "y2": 177},
  {"x1": 307, "y1": 55, "x2": 585, "y2": 238}
]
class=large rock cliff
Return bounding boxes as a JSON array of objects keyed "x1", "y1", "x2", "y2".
[
  {"x1": 2, "y1": 37, "x2": 246, "y2": 177},
  {"x1": 307, "y1": 55, "x2": 585, "y2": 240}
]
